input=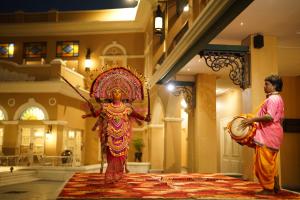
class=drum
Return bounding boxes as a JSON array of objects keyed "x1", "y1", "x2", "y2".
[{"x1": 227, "y1": 115, "x2": 257, "y2": 148}]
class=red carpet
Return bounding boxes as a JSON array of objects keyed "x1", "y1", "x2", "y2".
[{"x1": 57, "y1": 173, "x2": 300, "y2": 199}]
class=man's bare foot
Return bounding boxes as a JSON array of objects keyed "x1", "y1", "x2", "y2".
[
  {"x1": 256, "y1": 189, "x2": 275, "y2": 195},
  {"x1": 274, "y1": 176, "x2": 280, "y2": 193}
]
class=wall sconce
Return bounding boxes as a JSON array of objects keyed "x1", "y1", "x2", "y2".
[
  {"x1": 166, "y1": 80, "x2": 194, "y2": 112},
  {"x1": 46, "y1": 124, "x2": 52, "y2": 135},
  {"x1": 85, "y1": 48, "x2": 92, "y2": 72},
  {"x1": 45, "y1": 124, "x2": 53, "y2": 139}
]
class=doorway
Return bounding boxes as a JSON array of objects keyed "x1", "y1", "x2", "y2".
[
  {"x1": 219, "y1": 117, "x2": 242, "y2": 175},
  {"x1": 20, "y1": 126, "x2": 45, "y2": 155},
  {"x1": 64, "y1": 129, "x2": 82, "y2": 166}
]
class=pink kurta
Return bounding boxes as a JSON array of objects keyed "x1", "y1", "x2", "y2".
[{"x1": 253, "y1": 94, "x2": 284, "y2": 150}]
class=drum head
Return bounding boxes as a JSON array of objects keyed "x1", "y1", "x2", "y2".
[{"x1": 229, "y1": 117, "x2": 250, "y2": 138}]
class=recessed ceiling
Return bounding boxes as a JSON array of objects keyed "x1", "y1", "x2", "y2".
[{"x1": 179, "y1": 0, "x2": 300, "y2": 88}]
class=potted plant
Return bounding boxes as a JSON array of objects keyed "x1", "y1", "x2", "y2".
[{"x1": 132, "y1": 138, "x2": 144, "y2": 162}]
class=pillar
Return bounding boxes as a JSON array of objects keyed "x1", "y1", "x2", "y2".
[
  {"x1": 242, "y1": 35, "x2": 279, "y2": 180},
  {"x1": 164, "y1": 94, "x2": 182, "y2": 172},
  {"x1": 148, "y1": 124, "x2": 164, "y2": 172},
  {"x1": 189, "y1": 74, "x2": 217, "y2": 172}
]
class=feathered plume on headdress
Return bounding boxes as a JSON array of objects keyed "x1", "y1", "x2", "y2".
[{"x1": 90, "y1": 66, "x2": 144, "y2": 102}]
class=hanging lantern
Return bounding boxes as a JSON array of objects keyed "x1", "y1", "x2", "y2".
[{"x1": 154, "y1": 5, "x2": 163, "y2": 34}]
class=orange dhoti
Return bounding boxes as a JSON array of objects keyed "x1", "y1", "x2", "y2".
[{"x1": 254, "y1": 145, "x2": 278, "y2": 190}]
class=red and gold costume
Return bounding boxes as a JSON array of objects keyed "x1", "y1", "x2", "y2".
[{"x1": 87, "y1": 66, "x2": 149, "y2": 183}]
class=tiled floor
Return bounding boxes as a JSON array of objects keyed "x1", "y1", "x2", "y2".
[{"x1": 0, "y1": 180, "x2": 65, "y2": 200}]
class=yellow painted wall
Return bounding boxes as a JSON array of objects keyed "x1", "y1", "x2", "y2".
[
  {"x1": 44, "y1": 125, "x2": 57, "y2": 156},
  {"x1": 217, "y1": 88, "x2": 243, "y2": 118},
  {"x1": 280, "y1": 76, "x2": 300, "y2": 189},
  {"x1": 56, "y1": 125, "x2": 64, "y2": 155},
  {"x1": 2, "y1": 125, "x2": 19, "y2": 152},
  {"x1": 0, "y1": 93, "x2": 58, "y2": 120},
  {"x1": 84, "y1": 117, "x2": 99, "y2": 165},
  {"x1": 0, "y1": 33, "x2": 145, "y2": 75}
]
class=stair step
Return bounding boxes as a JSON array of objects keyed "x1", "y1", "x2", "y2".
[
  {"x1": 0, "y1": 170, "x2": 40, "y2": 187},
  {"x1": 0, "y1": 177, "x2": 40, "y2": 187}
]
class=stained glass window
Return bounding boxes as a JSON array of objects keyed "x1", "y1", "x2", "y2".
[
  {"x1": 23, "y1": 42, "x2": 47, "y2": 58},
  {"x1": 0, "y1": 110, "x2": 5, "y2": 120},
  {"x1": 20, "y1": 107, "x2": 45, "y2": 120},
  {"x1": 56, "y1": 41, "x2": 79, "y2": 57},
  {"x1": 0, "y1": 43, "x2": 14, "y2": 58}
]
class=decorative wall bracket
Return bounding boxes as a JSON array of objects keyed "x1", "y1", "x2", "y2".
[
  {"x1": 166, "y1": 81, "x2": 194, "y2": 112},
  {"x1": 199, "y1": 44, "x2": 250, "y2": 89}
]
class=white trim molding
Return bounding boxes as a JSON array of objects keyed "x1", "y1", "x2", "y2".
[
  {"x1": 0, "y1": 121, "x2": 19, "y2": 125},
  {"x1": 132, "y1": 126, "x2": 147, "y2": 132},
  {"x1": 164, "y1": 117, "x2": 183, "y2": 122},
  {"x1": 148, "y1": 124, "x2": 164, "y2": 128},
  {"x1": 43, "y1": 120, "x2": 68, "y2": 125}
]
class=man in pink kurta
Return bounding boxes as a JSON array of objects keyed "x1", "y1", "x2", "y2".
[
  {"x1": 242, "y1": 75, "x2": 284, "y2": 195},
  {"x1": 254, "y1": 94, "x2": 284, "y2": 150}
]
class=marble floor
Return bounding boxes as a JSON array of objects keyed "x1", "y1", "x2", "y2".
[{"x1": 0, "y1": 180, "x2": 65, "y2": 200}]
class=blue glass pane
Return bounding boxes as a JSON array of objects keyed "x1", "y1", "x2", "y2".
[{"x1": 63, "y1": 45, "x2": 73, "y2": 53}]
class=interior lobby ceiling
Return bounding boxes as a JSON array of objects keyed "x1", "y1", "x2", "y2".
[{"x1": 179, "y1": 0, "x2": 300, "y2": 91}]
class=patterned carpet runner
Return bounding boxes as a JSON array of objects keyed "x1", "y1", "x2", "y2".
[{"x1": 57, "y1": 173, "x2": 300, "y2": 199}]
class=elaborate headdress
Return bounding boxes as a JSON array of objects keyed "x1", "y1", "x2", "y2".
[{"x1": 90, "y1": 66, "x2": 144, "y2": 102}]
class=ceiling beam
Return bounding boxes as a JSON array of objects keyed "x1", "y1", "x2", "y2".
[{"x1": 153, "y1": 0, "x2": 253, "y2": 85}]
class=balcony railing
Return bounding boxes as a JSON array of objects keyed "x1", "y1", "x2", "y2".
[
  {"x1": 0, "y1": 59, "x2": 85, "y2": 89},
  {"x1": 0, "y1": 154, "x2": 75, "y2": 167}
]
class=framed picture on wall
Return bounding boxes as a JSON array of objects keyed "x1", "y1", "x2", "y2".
[
  {"x1": 0, "y1": 43, "x2": 14, "y2": 58},
  {"x1": 23, "y1": 42, "x2": 47, "y2": 59},
  {"x1": 56, "y1": 41, "x2": 79, "y2": 58}
]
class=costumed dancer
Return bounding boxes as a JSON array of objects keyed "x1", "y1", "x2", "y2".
[
  {"x1": 83, "y1": 67, "x2": 151, "y2": 184},
  {"x1": 241, "y1": 75, "x2": 284, "y2": 195}
]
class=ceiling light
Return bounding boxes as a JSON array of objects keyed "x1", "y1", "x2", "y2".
[
  {"x1": 240, "y1": 22, "x2": 244, "y2": 26},
  {"x1": 187, "y1": 68, "x2": 190, "y2": 71},
  {"x1": 166, "y1": 83, "x2": 175, "y2": 91},
  {"x1": 183, "y1": 4, "x2": 189, "y2": 12}
]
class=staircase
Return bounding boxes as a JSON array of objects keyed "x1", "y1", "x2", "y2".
[{"x1": 0, "y1": 170, "x2": 40, "y2": 187}]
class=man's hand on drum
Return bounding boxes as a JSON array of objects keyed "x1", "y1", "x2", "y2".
[{"x1": 240, "y1": 118, "x2": 254, "y2": 130}]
